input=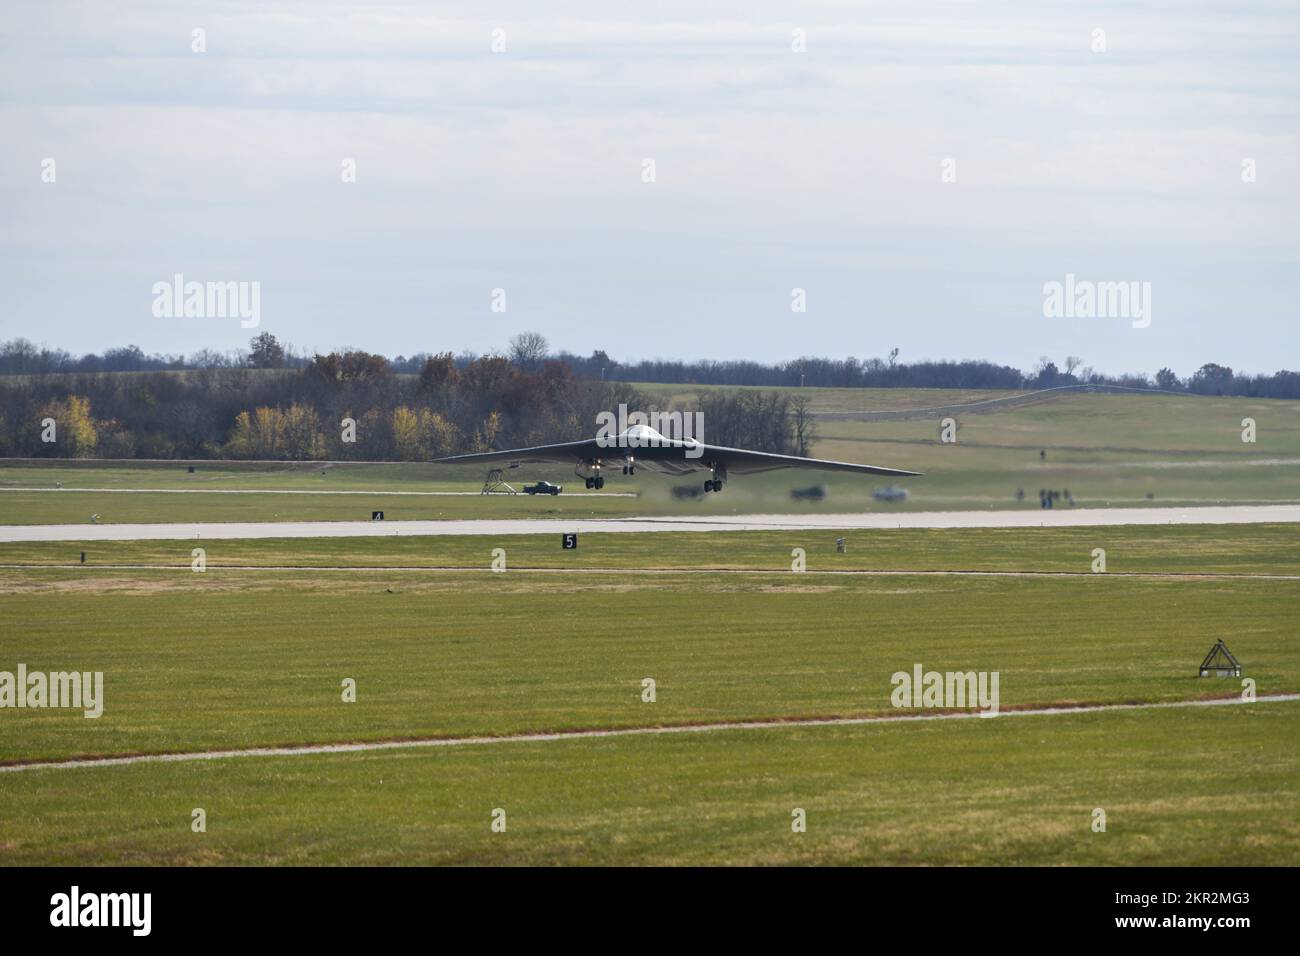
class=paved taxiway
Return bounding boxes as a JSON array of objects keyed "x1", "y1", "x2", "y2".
[{"x1": 1, "y1": 504, "x2": 1297, "y2": 542}]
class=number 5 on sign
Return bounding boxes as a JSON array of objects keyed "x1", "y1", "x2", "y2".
[{"x1": 562, "y1": 533, "x2": 578, "y2": 550}]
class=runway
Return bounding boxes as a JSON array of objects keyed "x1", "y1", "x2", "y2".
[{"x1": 1, "y1": 504, "x2": 1297, "y2": 542}]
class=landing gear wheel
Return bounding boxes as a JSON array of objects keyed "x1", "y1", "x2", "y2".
[
  {"x1": 704, "y1": 480, "x2": 715, "y2": 492},
  {"x1": 585, "y1": 477, "x2": 595, "y2": 490},
  {"x1": 595, "y1": 476, "x2": 605, "y2": 490}
]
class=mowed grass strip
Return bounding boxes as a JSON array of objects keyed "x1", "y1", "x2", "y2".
[
  {"x1": 0, "y1": 487, "x2": 648, "y2": 525},
  {"x1": 0, "y1": 703, "x2": 1295, "y2": 865},
  {"x1": 0, "y1": 523, "x2": 1297, "y2": 575},
  {"x1": 0, "y1": 567, "x2": 1296, "y2": 763}
]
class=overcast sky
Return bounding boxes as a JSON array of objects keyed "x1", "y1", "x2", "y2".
[{"x1": 1, "y1": 0, "x2": 1296, "y2": 376}]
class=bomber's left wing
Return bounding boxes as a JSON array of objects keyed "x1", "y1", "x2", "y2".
[{"x1": 431, "y1": 438, "x2": 606, "y2": 467}]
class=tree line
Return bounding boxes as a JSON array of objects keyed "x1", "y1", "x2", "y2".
[
  {"x1": 4, "y1": 333, "x2": 1297, "y2": 399},
  {"x1": 570, "y1": 352, "x2": 1300, "y2": 399},
  {"x1": 0, "y1": 355, "x2": 627, "y2": 461},
  {"x1": 0, "y1": 340, "x2": 808, "y2": 461},
  {"x1": 2, "y1": 332, "x2": 1297, "y2": 461}
]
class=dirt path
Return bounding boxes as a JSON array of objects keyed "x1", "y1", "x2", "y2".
[{"x1": 4, "y1": 694, "x2": 1294, "y2": 774}]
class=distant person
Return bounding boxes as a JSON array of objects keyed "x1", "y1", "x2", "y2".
[
  {"x1": 1016, "y1": 487, "x2": 1024, "y2": 502},
  {"x1": 1040, "y1": 449, "x2": 1046, "y2": 462}
]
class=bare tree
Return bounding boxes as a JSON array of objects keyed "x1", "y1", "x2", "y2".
[
  {"x1": 508, "y1": 332, "x2": 550, "y2": 370},
  {"x1": 790, "y1": 393, "x2": 818, "y2": 457}
]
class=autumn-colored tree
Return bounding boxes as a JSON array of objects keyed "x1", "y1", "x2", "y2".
[
  {"x1": 427, "y1": 410, "x2": 458, "y2": 456},
  {"x1": 391, "y1": 406, "x2": 460, "y2": 460},
  {"x1": 391, "y1": 406, "x2": 425, "y2": 460},
  {"x1": 226, "y1": 403, "x2": 324, "y2": 459},
  {"x1": 280, "y1": 403, "x2": 325, "y2": 459},
  {"x1": 474, "y1": 410, "x2": 503, "y2": 452},
  {"x1": 39, "y1": 395, "x2": 98, "y2": 457},
  {"x1": 226, "y1": 410, "x2": 261, "y2": 458}
]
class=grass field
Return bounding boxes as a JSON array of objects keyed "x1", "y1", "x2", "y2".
[
  {"x1": 1, "y1": 390, "x2": 1298, "y2": 524},
  {"x1": 0, "y1": 524, "x2": 1296, "y2": 865},
  {"x1": 2, "y1": 706, "x2": 1296, "y2": 865},
  {"x1": 1, "y1": 567, "x2": 1295, "y2": 763}
]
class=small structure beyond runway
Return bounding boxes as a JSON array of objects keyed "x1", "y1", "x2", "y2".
[{"x1": 1, "y1": 504, "x2": 1298, "y2": 542}]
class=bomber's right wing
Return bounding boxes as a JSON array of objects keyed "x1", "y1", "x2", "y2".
[{"x1": 699, "y1": 443, "x2": 922, "y2": 477}]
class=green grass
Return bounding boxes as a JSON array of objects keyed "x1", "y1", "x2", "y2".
[
  {"x1": 809, "y1": 392, "x2": 1300, "y2": 511},
  {"x1": 630, "y1": 382, "x2": 1019, "y2": 414},
  {"x1": 1, "y1": 556, "x2": 1296, "y2": 764},
  {"x1": 3, "y1": 390, "x2": 1298, "y2": 523},
  {"x1": 1, "y1": 523, "x2": 1296, "y2": 575},
  {"x1": 0, "y1": 487, "x2": 649, "y2": 524},
  {"x1": 1, "y1": 704, "x2": 1296, "y2": 865},
  {"x1": 1, "y1": 523, "x2": 1295, "y2": 865}
]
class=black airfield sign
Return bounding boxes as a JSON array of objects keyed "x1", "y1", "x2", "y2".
[
  {"x1": 372, "y1": 511, "x2": 384, "y2": 521},
  {"x1": 562, "y1": 533, "x2": 578, "y2": 550}
]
